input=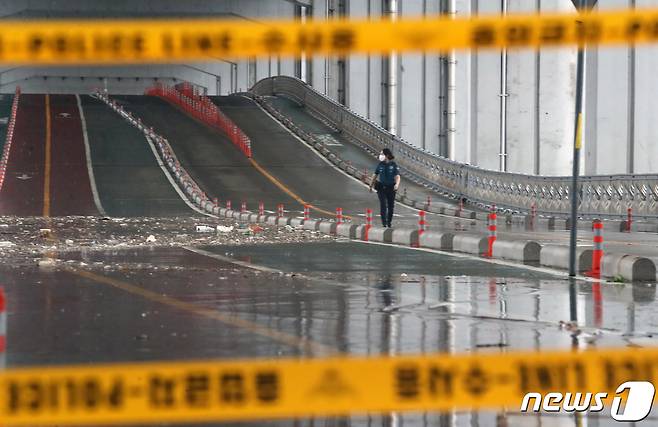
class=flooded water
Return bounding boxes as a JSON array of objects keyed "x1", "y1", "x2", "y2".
[{"x1": 2, "y1": 241, "x2": 656, "y2": 426}]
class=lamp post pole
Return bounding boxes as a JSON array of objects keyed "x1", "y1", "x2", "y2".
[{"x1": 568, "y1": 0, "x2": 596, "y2": 276}]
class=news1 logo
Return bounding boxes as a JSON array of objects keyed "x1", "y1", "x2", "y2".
[{"x1": 520, "y1": 381, "x2": 656, "y2": 422}]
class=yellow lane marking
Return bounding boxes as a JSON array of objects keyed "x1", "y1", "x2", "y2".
[
  {"x1": 67, "y1": 268, "x2": 335, "y2": 356},
  {"x1": 43, "y1": 94, "x2": 51, "y2": 217},
  {"x1": 248, "y1": 157, "x2": 351, "y2": 219}
]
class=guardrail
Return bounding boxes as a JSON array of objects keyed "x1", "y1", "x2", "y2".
[
  {"x1": 146, "y1": 83, "x2": 252, "y2": 158},
  {"x1": 251, "y1": 76, "x2": 658, "y2": 220},
  {"x1": 0, "y1": 86, "x2": 21, "y2": 193}
]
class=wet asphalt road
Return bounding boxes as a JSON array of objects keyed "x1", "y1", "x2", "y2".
[{"x1": 3, "y1": 241, "x2": 658, "y2": 426}]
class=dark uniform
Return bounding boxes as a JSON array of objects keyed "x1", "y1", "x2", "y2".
[{"x1": 374, "y1": 161, "x2": 400, "y2": 227}]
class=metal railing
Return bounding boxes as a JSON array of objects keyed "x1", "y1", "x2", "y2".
[{"x1": 251, "y1": 76, "x2": 658, "y2": 220}]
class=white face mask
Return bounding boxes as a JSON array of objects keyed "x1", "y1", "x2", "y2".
[{"x1": 378, "y1": 154, "x2": 386, "y2": 162}]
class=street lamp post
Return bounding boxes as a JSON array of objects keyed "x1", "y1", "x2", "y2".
[{"x1": 568, "y1": 0, "x2": 597, "y2": 277}]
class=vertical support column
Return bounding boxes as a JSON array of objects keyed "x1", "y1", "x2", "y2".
[
  {"x1": 499, "y1": 0, "x2": 508, "y2": 172},
  {"x1": 387, "y1": 0, "x2": 399, "y2": 135},
  {"x1": 447, "y1": 0, "x2": 457, "y2": 159}
]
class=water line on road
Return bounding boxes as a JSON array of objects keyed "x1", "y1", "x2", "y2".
[{"x1": 65, "y1": 267, "x2": 337, "y2": 357}]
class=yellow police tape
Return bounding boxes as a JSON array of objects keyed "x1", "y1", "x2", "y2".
[
  {"x1": 2, "y1": 347, "x2": 657, "y2": 425},
  {"x1": 1, "y1": 7, "x2": 658, "y2": 64}
]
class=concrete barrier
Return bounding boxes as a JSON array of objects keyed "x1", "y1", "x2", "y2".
[
  {"x1": 367, "y1": 227, "x2": 393, "y2": 243},
  {"x1": 452, "y1": 234, "x2": 488, "y2": 256},
  {"x1": 506, "y1": 214, "x2": 526, "y2": 226},
  {"x1": 237, "y1": 213, "x2": 249, "y2": 222},
  {"x1": 257, "y1": 214, "x2": 269, "y2": 223},
  {"x1": 462, "y1": 210, "x2": 477, "y2": 219},
  {"x1": 631, "y1": 222, "x2": 658, "y2": 233},
  {"x1": 266, "y1": 216, "x2": 278, "y2": 226},
  {"x1": 318, "y1": 221, "x2": 337, "y2": 235},
  {"x1": 212, "y1": 206, "x2": 220, "y2": 215},
  {"x1": 474, "y1": 212, "x2": 490, "y2": 221},
  {"x1": 526, "y1": 216, "x2": 555, "y2": 231},
  {"x1": 277, "y1": 217, "x2": 292, "y2": 226},
  {"x1": 553, "y1": 218, "x2": 568, "y2": 230},
  {"x1": 392, "y1": 229, "x2": 419, "y2": 246},
  {"x1": 248, "y1": 214, "x2": 260, "y2": 223},
  {"x1": 355, "y1": 225, "x2": 368, "y2": 240},
  {"x1": 427, "y1": 205, "x2": 445, "y2": 215},
  {"x1": 337, "y1": 223, "x2": 359, "y2": 239},
  {"x1": 602, "y1": 254, "x2": 657, "y2": 282},
  {"x1": 303, "y1": 220, "x2": 320, "y2": 231},
  {"x1": 492, "y1": 239, "x2": 541, "y2": 262},
  {"x1": 419, "y1": 231, "x2": 454, "y2": 250},
  {"x1": 289, "y1": 218, "x2": 304, "y2": 227},
  {"x1": 540, "y1": 245, "x2": 592, "y2": 273}
]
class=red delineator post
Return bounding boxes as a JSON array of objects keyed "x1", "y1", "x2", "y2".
[
  {"x1": 416, "y1": 211, "x2": 426, "y2": 248},
  {"x1": 304, "y1": 205, "x2": 310, "y2": 221},
  {"x1": 365, "y1": 208, "x2": 373, "y2": 241},
  {"x1": 213, "y1": 198, "x2": 219, "y2": 207},
  {"x1": 241, "y1": 201, "x2": 247, "y2": 213},
  {"x1": 458, "y1": 198, "x2": 463, "y2": 217},
  {"x1": 590, "y1": 220, "x2": 604, "y2": 277},
  {"x1": 627, "y1": 207, "x2": 633, "y2": 232},
  {"x1": 259, "y1": 202, "x2": 264, "y2": 216},
  {"x1": 277, "y1": 204, "x2": 284, "y2": 218},
  {"x1": 226, "y1": 200, "x2": 232, "y2": 210},
  {"x1": 487, "y1": 205, "x2": 497, "y2": 257},
  {"x1": 336, "y1": 208, "x2": 343, "y2": 225}
]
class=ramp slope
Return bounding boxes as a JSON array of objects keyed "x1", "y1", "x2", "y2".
[
  {"x1": 49, "y1": 94, "x2": 98, "y2": 216},
  {"x1": 0, "y1": 94, "x2": 46, "y2": 216},
  {"x1": 116, "y1": 95, "x2": 297, "y2": 212},
  {"x1": 80, "y1": 95, "x2": 196, "y2": 217},
  {"x1": 213, "y1": 95, "x2": 380, "y2": 218}
]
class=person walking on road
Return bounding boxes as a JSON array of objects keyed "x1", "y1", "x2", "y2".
[{"x1": 369, "y1": 148, "x2": 400, "y2": 228}]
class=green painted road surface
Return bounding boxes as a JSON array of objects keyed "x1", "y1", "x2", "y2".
[{"x1": 81, "y1": 95, "x2": 196, "y2": 217}]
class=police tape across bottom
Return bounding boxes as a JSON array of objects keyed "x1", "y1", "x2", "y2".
[{"x1": 2, "y1": 347, "x2": 658, "y2": 425}]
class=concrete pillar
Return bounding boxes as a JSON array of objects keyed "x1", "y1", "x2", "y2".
[
  {"x1": 473, "y1": 0, "x2": 501, "y2": 171},
  {"x1": 505, "y1": 0, "x2": 539, "y2": 174},
  {"x1": 634, "y1": 1, "x2": 658, "y2": 173},
  {"x1": 453, "y1": 0, "x2": 474, "y2": 164},
  {"x1": 537, "y1": 0, "x2": 577, "y2": 176}
]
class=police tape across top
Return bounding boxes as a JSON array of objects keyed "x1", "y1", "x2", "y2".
[
  {"x1": 2, "y1": 7, "x2": 658, "y2": 64},
  {"x1": 3, "y1": 347, "x2": 658, "y2": 425}
]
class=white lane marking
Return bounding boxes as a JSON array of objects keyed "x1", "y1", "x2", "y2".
[
  {"x1": 143, "y1": 135, "x2": 216, "y2": 218},
  {"x1": 354, "y1": 239, "x2": 617, "y2": 284},
  {"x1": 75, "y1": 94, "x2": 108, "y2": 217},
  {"x1": 184, "y1": 246, "x2": 281, "y2": 273}
]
